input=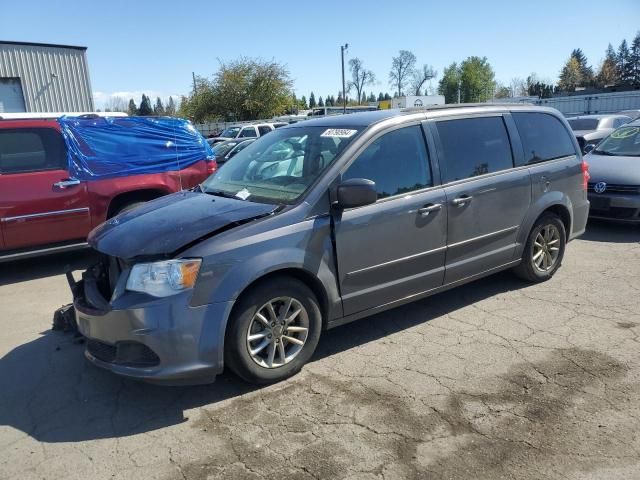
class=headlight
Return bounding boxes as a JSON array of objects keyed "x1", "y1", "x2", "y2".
[{"x1": 126, "y1": 259, "x2": 202, "y2": 297}]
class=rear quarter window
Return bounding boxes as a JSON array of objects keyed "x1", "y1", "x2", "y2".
[{"x1": 512, "y1": 112, "x2": 577, "y2": 165}]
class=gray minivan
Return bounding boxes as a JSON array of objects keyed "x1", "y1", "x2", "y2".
[{"x1": 71, "y1": 105, "x2": 590, "y2": 385}]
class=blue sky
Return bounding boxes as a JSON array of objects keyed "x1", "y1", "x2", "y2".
[{"x1": 2, "y1": 0, "x2": 639, "y2": 108}]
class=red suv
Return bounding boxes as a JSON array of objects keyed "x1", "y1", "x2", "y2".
[{"x1": 0, "y1": 116, "x2": 216, "y2": 261}]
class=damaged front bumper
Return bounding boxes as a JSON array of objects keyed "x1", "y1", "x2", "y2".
[{"x1": 70, "y1": 256, "x2": 233, "y2": 385}]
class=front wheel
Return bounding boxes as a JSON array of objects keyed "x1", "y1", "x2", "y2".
[
  {"x1": 225, "y1": 277, "x2": 322, "y2": 384},
  {"x1": 513, "y1": 213, "x2": 566, "y2": 283}
]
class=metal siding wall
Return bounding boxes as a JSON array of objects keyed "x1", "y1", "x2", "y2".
[{"x1": 0, "y1": 43, "x2": 94, "y2": 112}]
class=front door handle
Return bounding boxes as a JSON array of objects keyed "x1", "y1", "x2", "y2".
[
  {"x1": 53, "y1": 178, "x2": 81, "y2": 189},
  {"x1": 417, "y1": 203, "x2": 442, "y2": 216},
  {"x1": 452, "y1": 195, "x2": 473, "y2": 207}
]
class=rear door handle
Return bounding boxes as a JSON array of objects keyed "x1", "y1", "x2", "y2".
[
  {"x1": 53, "y1": 178, "x2": 81, "y2": 189},
  {"x1": 417, "y1": 203, "x2": 442, "y2": 216},
  {"x1": 452, "y1": 195, "x2": 473, "y2": 206}
]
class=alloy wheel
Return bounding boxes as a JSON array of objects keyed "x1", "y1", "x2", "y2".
[
  {"x1": 246, "y1": 297, "x2": 309, "y2": 369},
  {"x1": 532, "y1": 224, "x2": 561, "y2": 272}
]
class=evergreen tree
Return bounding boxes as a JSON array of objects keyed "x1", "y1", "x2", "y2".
[
  {"x1": 617, "y1": 39, "x2": 633, "y2": 85},
  {"x1": 318, "y1": 96, "x2": 324, "y2": 107},
  {"x1": 384, "y1": 93, "x2": 391, "y2": 100},
  {"x1": 330, "y1": 95, "x2": 336, "y2": 105},
  {"x1": 558, "y1": 57, "x2": 582, "y2": 92},
  {"x1": 361, "y1": 91, "x2": 367, "y2": 104},
  {"x1": 597, "y1": 44, "x2": 619, "y2": 88},
  {"x1": 309, "y1": 92, "x2": 316, "y2": 108},
  {"x1": 300, "y1": 95, "x2": 308, "y2": 109},
  {"x1": 630, "y1": 32, "x2": 640, "y2": 85},
  {"x1": 368, "y1": 93, "x2": 376, "y2": 102},
  {"x1": 153, "y1": 97, "x2": 165, "y2": 115},
  {"x1": 570, "y1": 48, "x2": 594, "y2": 86},
  {"x1": 377, "y1": 92, "x2": 384, "y2": 102},
  {"x1": 127, "y1": 99, "x2": 137, "y2": 116},
  {"x1": 138, "y1": 94, "x2": 153, "y2": 116},
  {"x1": 438, "y1": 62, "x2": 461, "y2": 103},
  {"x1": 336, "y1": 91, "x2": 344, "y2": 105},
  {"x1": 165, "y1": 96, "x2": 176, "y2": 116}
]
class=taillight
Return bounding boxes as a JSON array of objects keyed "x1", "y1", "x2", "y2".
[
  {"x1": 206, "y1": 159, "x2": 218, "y2": 175},
  {"x1": 581, "y1": 159, "x2": 590, "y2": 191}
]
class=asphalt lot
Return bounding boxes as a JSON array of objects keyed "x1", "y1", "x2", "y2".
[{"x1": 1, "y1": 220, "x2": 639, "y2": 480}]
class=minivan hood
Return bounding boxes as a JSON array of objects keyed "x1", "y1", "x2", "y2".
[
  {"x1": 585, "y1": 153, "x2": 640, "y2": 185},
  {"x1": 88, "y1": 191, "x2": 277, "y2": 259}
]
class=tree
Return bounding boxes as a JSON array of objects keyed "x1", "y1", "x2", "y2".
[
  {"x1": 165, "y1": 96, "x2": 176, "y2": 116},
  {"x1": 368, "y1": 92, "x2": 376, "y2": 102},
  {"x1": 596, "y1": 44, "x2": 619, "y2": 88},
  {"x1": 153, "y1": 97, "x2": 165, "y2": 116},
  {"x1": 309, "y1": 92, "x2": 316, "y2": 108},
  {"x1": 377, "y1": 92, "x2": 384, "y2": 102},
  {"x1": 103, "y1": 96, "x2": 128, "y2": 113},
  {"x1": 336, "y1": 91, "x2": 344, "y2": 106},
  {"x1": 389, "y1": 50, "x2": 416, "y2": 97},
  {"x1": 411, "y1": 64, "x2": 436, "y2": 95},
  {"x1": 348, "y1": 57, "x2": 376, "y2": 105},
  {"x1": 300, "y1": 95, "x2": 308, "y2": 109},
  {"x1": 630, "y1": 32, "x2": 640, "y2": 85},
  {"x1": 558, "y1": 56, "x2": 582, "y2": 92},
  {"x1": 494, "y1": 83, "x2": 511, "y2": 99},
  {"x1": 138, "y1": 94, "x2": 153, "y2": 116},
  {"x1": 571, "y1": 48, "x2": 594, "y2": 86},
  {"x1": 459, "y1": 57, "x2": 496, "y2": 102},
  {"x1": 617, "y1": 39, "x2": 633, "y2": 85},
  {"x1": 383, "y1": 93, "x2": 391, "y2": 101},
  {"x1": 318, "y1": 96, "x2": 324, "y2": 107},
  {"x1": 509, "y1": 77, "x2": 526, "y2": 97},
  {"x1": 179, "y1": 58, "x2": 293, "y2": 122},
  {"x1": 127, "y1": 98, "x2": 137, "y2": 116},
  {"x1": 438, "y1": 62, "x2": 461, "y2": 103}
]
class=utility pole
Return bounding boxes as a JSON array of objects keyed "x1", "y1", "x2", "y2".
[{"x1": 341, "y1": 43, "x2": 349, "y2": 114}]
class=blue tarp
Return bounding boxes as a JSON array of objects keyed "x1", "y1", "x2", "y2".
[{"x1": 59, "y1": 116, "x2": 214, "y2": 181}]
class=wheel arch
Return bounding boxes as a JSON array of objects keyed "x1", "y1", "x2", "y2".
[{"x1": 106, "y1": 188, "x2": 169, "y2": 218}]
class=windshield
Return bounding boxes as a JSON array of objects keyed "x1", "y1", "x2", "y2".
[
  {"x1": 220, "y1": 127, "x2": 241, "y2": 138},
  {"x1": 568, "y1": 118, "x2": 599, "y2": 131},
  {"x1": 202, "y1": 126, "x2": 360, "y2": 204},
  {"x1": 212, "y1": 141, "x2": 238, "y2": 157},
  {"x1": 593, "y1": 125, "x2": 640, "y2": 157}
]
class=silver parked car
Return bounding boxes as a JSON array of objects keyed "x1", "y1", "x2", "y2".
[
  {"x1": 585, "y1": 120, "x2": 640, "y2": 222},
  {"x1": 71, "y1": 104, "x2": 590, "y2": 385},
  {"x1": 567, "y1": 114, "x2": 632, "y2": 151}
]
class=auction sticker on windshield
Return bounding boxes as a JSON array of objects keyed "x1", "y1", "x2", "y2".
[
  {"x1": 611, "y1": 126, "x2": 639, "y2": 139},
  {"x1": 321, "y1": 129, "x2": 358, "y2": 138},
  {"x1": 236, "y1": 188, "x2": 251, "y2": 200}
]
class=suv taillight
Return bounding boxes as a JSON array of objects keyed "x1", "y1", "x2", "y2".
[
  {"x1": 206, "y1": 159, "x2": 218, "y2": 175},
  {"x1": 581, "y1": 159, "x2": 590, "y2": 191}
]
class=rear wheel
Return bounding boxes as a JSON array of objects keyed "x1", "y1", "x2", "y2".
[
  {"x1": 513, "y1": 213, "x2": 566, "y2": 283},
  {"x1": 225, "y1": 277, "x2": 322, "y2": 384},
  {"x1": 112, "y1": 201, "x2": 145, "y2": 217}
]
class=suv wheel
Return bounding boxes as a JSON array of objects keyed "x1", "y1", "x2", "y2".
[
  {"x1": 513, "y1": 213, "x2": 566, "y2": 283},
  {"x1": 225, "y1": 277, "x2": 322, "y2": 384}
]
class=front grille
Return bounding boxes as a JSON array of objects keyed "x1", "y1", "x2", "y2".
[
  {"x1": 588, "y1": 183, "x2": 640, "y2": 194},
  {"x1": 87, "y1": 339, "x2": 160, "y2": 367},
  {"x1": 87, "y1": 339, "x2": 117, "y2": 363},
  {"x1": 591, "y1": 207, "x2": 639, "y2": 219}
]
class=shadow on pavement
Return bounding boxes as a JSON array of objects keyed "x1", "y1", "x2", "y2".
[
  {"x1": 0, "y1": 249, "x2": 98, "y2": 287},
  {"x1": 0, "y1": 270, "x2": 526, "y2": 444},
  {"x1": 581, "y1": 219, "x2": 640, "y2": 244}
]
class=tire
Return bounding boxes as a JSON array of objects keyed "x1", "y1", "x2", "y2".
[
  {"x1": 225, "y1": 277, "x2": 322, "y2": 384},
  {"x1": 513, "y1": 213, "x2": 566, "y2": 283},
  {"x1": 112, "y1": 201, "x2": 146, "y2": 217}
]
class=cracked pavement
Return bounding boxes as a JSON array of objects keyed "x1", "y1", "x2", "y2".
[{"x1": 1, "y1": 221, "x2": 639, "y2": 479}]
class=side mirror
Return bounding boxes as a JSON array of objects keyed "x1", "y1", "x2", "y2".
[
  {"x1": 335, "y1": 178, "x2": 377, "y2": 209},
  {"x1": 584, "y1": 143, "x2": 596, "y2": 154}
]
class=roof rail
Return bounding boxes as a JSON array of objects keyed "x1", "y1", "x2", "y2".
[{"x1": 400, "y1": 102, "x2": 534, "y2": 113}]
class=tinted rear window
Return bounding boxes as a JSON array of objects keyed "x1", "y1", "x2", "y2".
[
  {"x1": 513, "y1": 112, "x2": 577, "y2": 165},
  {"x1": 567, "y1": 118, "x2": 599, "y2": 131},
  {"x1": 0, "y1": 127, "x2": 66, "y2": 174},
  {"x1": 436, "y1": 117, "x2": 513, "y2": 183}
]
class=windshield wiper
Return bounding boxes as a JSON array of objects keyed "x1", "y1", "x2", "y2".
[
  {"x1": 592, "y1": 150, "x2": 617, "y2": 156},
  {"x1": 203, "y1": 189, "x2": 243, "y2": 200}
]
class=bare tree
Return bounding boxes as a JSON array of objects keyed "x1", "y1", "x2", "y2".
[
  {"x1": 347, "y1": 58, "x2": 376, "y2": 105},
  {"x1": 411, "y1": 64, "x2": 437, "y2": 95},
  {"x1": 104, "y1": 96, "x2": 129, "y2": 113},
  {"x1": 389, "y1": 50, "x2": 416, "y2": 97},
  {"x1": 509, "y1": 77, "x2": 526, "y2": 97}
]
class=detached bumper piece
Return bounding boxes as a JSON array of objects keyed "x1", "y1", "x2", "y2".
[{"x1": 87, "y1": 339, "x2": 160, "y2": 367}]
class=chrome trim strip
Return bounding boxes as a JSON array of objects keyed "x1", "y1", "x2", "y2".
[
  {"x1": 347, "y1": 246, "x2": 447, "y2": 276},
  {"x1": 0, "y1": 242, "x2": 88, "y2": 262},
  {"x1": 1, "y1": 207, "x2": 90, "y2": 223},
  {"x1": 448, "y1": 225, "x2": 519, "y2": 249}
]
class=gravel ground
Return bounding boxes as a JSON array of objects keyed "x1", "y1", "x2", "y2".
[{"x1": 1, "y1": 220, "x2": 639, "y2": 480}]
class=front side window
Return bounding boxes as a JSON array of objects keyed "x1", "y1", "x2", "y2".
[
  {"x1": 239, "y1": 127, "x2": 257, "y2": 138},
  {"x1": 512, "y1": 112, "x2": 577, "y2": 165},
  {"x1": 0, "y1": 128, "x2": 66, "y2": 174},
  {"x1": 567, "y1": 118, "x2": 599, "y2": 131},
  {"x1": 436, "y1": 117, "x2": 513, "y2": 183},
  {"x1": 202, "y1": 126, "x2": 360, "y2": 204},
  {"x1": 257, "y1": 126, "x2": 273, "y2": 136},
  {"x1": 342, "y1": 125, "x2": 431, "y2": 199},
  {"x1": 220, "y1": 127, "x2": 240, "y2": 138}
]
